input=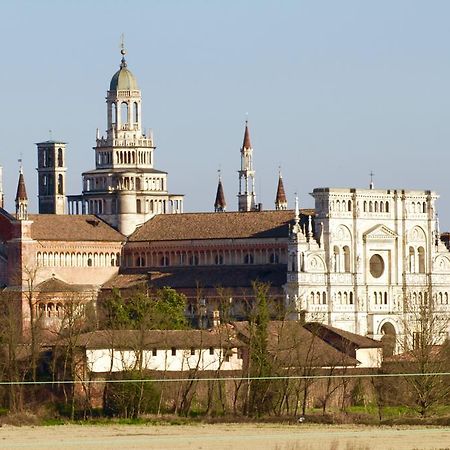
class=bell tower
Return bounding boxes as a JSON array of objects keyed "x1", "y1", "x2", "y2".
[
  {"x1": 36, "y1": 140, "x2": 67, "y2": 214},
  {"x1": 238, "y1": 121, "x2": 256, "y2": 212}
]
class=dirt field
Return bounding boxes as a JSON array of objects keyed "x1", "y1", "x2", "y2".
[{"x1": 0, "y1": 423, "x2": 449, "y2": 449}]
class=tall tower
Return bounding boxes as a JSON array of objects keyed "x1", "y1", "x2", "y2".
[
  {"x1": 214, "y1": 172, "x2": 226, "y2": 212},
  {"x1": 275, "y1": 172, "x2": 287, "y2": 210},
  {"x1": 0, "y1": 166, "x2": 4, "y2": 209},
  {"x1": 238, "y1": 121, "x2": 256, "y2": 212},
  {"x1": 68, "y1": 45, "x2": 183, "y2": 236},
  {"x1": 15, "y1": 167, "x2": 28, "y2": 220},
  {"x1": 37, "y1": 140, "x2": 67, "y2": 214}
]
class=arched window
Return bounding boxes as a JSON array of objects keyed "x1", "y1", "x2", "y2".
[
  {"x1": 369, "y1": 201, "x2": 373, "y2": 212},
  {"x1": 349, "y1": 292, "x2": 353, "y2": 305},
  {"x1": 343, "y1": 246, "x2": 350, "y2": 272},
  {"x1": 385, "y1": 202, "x2": 389, "y2": 212},
  {"x1": 343, "y1": 292, "x2": 348, "y2": 304},
  {"x1": 133, "y1": 102, "x2": 139, "y2": 123},
  {"x1": 333, "y1": 246, "x2": 340, "y2": 272},
  {"x1": 422, "y1": 202, "x2": 426, "y2": 213},
  {"x1": 136, "y1": 199, "x2": 142, "y2": 213},
  {"x1": 316, "y1": 292, "x2": 321, "y2": 305},
  {"x1": 384, "y1": 292, "x2": 388, "y2": 304},
  {"x1": 244, "y1": 253, "x2": 254, "y2": 264},
  {"x1": 215, "y1": 254, "x2": 224, "y2": 265},
  {"x1": 338, "y1": 292, "x2": 342, "y2": 304},
  {"x1": 363, "y1": 201, "x2": 367, "y2": 212},
  {"x1": 58, "y1": 148, "x2": 63, "y2": 167},
  {"x1": 112, "y1": 103, "x2": 117, "y2": 125},
  {"x1": 160, "y1": 256, "x2": 169, "y2": 267},
  {"x1": 348, "y1": 200, "x2": 352, "y2": 212},
  {"x1": 374, "y1": 201, "x2": 378, "y2": 212},
  {"x1": 189, "y1": 254, "x2": 199, "y2": 266},
  {"x1": 380, "y1": 202, "x2": 384, "y2": 212},
  {"x1": 322, "y1": 292, "x2": 327, "y2": 304},
  {"x1": 374, "y1": 292, "x2": 378, "y2": 305},
  {"x1": 418, "y1": 247, "x2": 425, "y2": 273},
  {"x1": 120, "y1": 102, "x2": 128, "y2": 126},
  {"x1": 269, "y1": 252, "x2": 279, "y2": 264}
]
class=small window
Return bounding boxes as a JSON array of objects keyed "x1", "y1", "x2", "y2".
[
  {"x1": 237, "y1": 348, "x2": 244, "y2": 359},
  {"x1": 152, "y1": 348, "x2": 157, "y2": 356},
  {"x1": 215, "y1": 254, "x2": 223, "y2": 265},
  {"x1": 87, "y1": 258, "x2": 93, "y2": 267},
  {"x1": 209, "y1": 347, "x2": 214, "y2": 355},
  {"x1": 190, "y1": 348, "x2": 195, "y2": 355},
  {"x1": 171, "y1": 347, "x2": 176, "y2": 356}
]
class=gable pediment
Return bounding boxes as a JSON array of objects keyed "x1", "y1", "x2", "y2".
[{"x1": 363, "y1": 224, "x2": 398, "y2": 240}]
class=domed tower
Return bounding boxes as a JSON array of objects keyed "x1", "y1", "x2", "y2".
[{"x1": 70, "y1": 45, "x2": 184, "y2": 236}]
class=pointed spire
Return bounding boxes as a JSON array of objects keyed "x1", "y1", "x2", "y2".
[
  {"x1": 307, "y1": 215, "x2": 313, "y2": 240},
  {"x1": 242, "y1": 120, "x2": 252, "y2": 149},
  {"x1": 275, "y1": 171, "x2": 287, "y2": 210},
  {"x1": 15, "y1": 165, "x2": 28, "y2": 220},
  {"x1": 120, "y1": 33, "x2": 127, "y2": 68},
  {"x1": 214, "y1": 171, "x2": 226, "y2": 212},
  {"x1": 294, "y1": 194, "x2": 299, "y2": 224}
]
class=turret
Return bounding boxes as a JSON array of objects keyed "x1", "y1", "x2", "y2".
[
  {"x1": 15, "y1": 167, "x2": 28, "y2": 220},
  {"x1": 214, "y1": 172, "x2": 226, "y2": 212},
  {"x1": 275, "y1": 172, "x2": 287, "y2": 210}
]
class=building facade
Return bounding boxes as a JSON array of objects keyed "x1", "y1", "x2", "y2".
[
  {"x1": 285, "y1": 188, "x2": 450, "y2": 345},
  {"x1": 67, "y1": 48, "x2": 183, "y2": 236}
]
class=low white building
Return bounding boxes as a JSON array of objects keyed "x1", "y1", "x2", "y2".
[{"x1": 75, "y1": 329, "x2": 243, "y2": 373}]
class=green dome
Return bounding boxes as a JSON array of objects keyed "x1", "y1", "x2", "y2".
[{"x1": 109, "y1": 58, "x2": 139, "y2": 91}]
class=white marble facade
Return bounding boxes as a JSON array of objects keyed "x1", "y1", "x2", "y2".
[{"x1": 285, "y1": 188, "x2": 450, "y2": 343}]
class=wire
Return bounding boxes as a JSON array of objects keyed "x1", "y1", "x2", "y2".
[{"x1": 1, "y1": 371, "x2": 450, "y2": 386}]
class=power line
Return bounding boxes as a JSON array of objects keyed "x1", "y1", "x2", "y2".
[{"x1": 2, "y1": 371, "x2": 450, "y2": 386}]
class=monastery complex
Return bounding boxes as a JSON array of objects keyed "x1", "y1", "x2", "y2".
[{"x1": 1, "y1": 47, "x2": 450, "y2": 355}]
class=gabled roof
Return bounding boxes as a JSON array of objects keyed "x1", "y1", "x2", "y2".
[
  {"x1": 304, "y1": 322, "x2": 382, "y2": 350},
  {"x1": 233, "y1": 321, "x2": 358, "y2": 367},
  {"x1": 35, "y1": 277, "x2": 95, "y2": 293},
  {"x1": 28, "y1": 215, "x2": 125, "y2": 242},
  {"x1": 129, "y1": 209, "x2": 314, "y2": 242},
  {"x1": 363, "y1": 224, "x2": 398, "y2": 240},
  {"x1": 103, "y1": 265, "x2": 287, "y2": 290},
  {"x1": 68, "y1": 329, "x2": 243, "y2": 350}
]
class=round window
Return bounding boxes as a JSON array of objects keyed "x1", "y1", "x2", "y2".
[{"x1": 369, "y1": 254, "x2": 384, "y2": 278}]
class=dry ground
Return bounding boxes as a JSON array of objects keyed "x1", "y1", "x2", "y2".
[{"x1": 0, "y1": 423, "x2": 449, "y2": 449}]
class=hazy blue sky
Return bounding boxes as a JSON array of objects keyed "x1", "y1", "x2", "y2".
[{"x1": 2, "y1": 1, "x2": 450, "y2": 225}]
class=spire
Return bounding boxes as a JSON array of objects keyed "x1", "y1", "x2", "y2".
[
  {"x1": 242, "y1": 120, "x2": 252, "y2": 149},
  {"x1": 214, "y1": 171, "x2": 226, "y2": 212},
  {"x1": 120, "y1": 33, "x2": 127, "y2": 68},
  {"x1": 275, "y1": 171, "x2": 287, "y2": 210},
  {"x1": 15, "y1": 164, "x2": 28, "y2": 220},
  {"x1": 369, "y1": 171, "x2": 374, "y2": 190}
]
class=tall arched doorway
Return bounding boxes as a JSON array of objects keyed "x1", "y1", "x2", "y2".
[{"x1": 380, "y1": 322, "x2": 396, "y2": 357}]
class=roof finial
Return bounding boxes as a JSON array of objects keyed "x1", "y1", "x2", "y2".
[
  {"x1": 294, "y1": 192, "x2": 299, "y2": 224},
  {"x1": 369, "y1": 170, "x2": 374, "y2": 190},
  {"x1": 120, "y1": 33, "x2": 127, "y2": 68},
  {"x1": 18, "y1": 157, "x2": 23, "y2": 174}
]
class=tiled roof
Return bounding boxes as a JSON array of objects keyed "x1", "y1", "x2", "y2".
[
  {"x1": 304, "y1": 322, "x2": 382, "y2": 349},
  {"x1": 104, "y1": 265, "x2": 287, "y2": 290},
  {"x1": 129, "y1": 209, "x2": 314, "y2": 242},
  {"x1": 70, "y1": 329, "x2": 243, "y2": 350},
  {"x1": 233, "y1": 321, "x2": 358, "y2": 367},
  {"x1": 35, "y1": 277, "x2": 96, "y2": 293},
  {"x1": 28, "y1": 215, "x2": 125, "y2": 241}
]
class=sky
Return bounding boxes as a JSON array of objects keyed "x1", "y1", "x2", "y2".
[{"x1": 1, "y1": 1, "x2": 450, "y2": 225}]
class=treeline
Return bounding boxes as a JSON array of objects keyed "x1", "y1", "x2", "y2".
[{"x1": 0, "y1": 282, "x2": 450, "y2": 421}]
